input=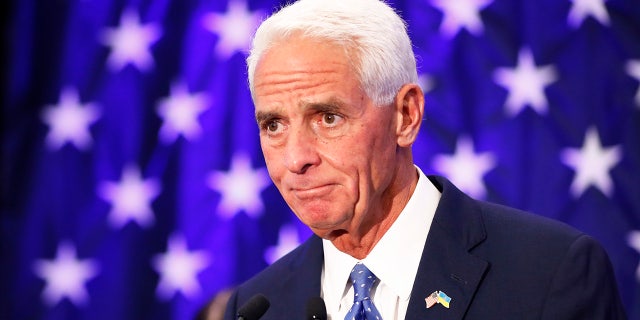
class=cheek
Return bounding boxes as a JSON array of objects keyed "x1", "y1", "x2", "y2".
[
  {"x1": 261, "y1": 147, "x2": 283, "y2": 181},
  {"x1": 352, "y1": 127, "x2": 397, "y2": 188}
]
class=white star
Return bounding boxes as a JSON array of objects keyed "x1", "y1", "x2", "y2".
[
  {"x1": 493, "y1": 48, "x2": 558, "y2": 116},
  {"x1": 627, "y1": 231, "x2": 640, "y2": 281},
  {"x1": 33, "y1": 241, "x2": 99, "y2": 307},
  {"x1": 97, "y1": 165, "x2": 161, "y2": 228},
  {"x1": 101, "y1": 9, "x2": 162, "y2": 72},
  {"x1": 561, "y1": 127, "x2": 622, "y2": 198},
  {"x1": 432, "y1": 136, "x2": 496, "y2": 199},
  {"x1": 152, "y1": 234, "x2": 210, "y2": 300},
  {"x1": 567, "y1": 0, "x2": 610, "y2": 28},
  {"x1": 264, "y1": 224, "x2": 300, "y2": 264},
  {"x1": 207, "y1": 153, "x2": 271, "y2": 219},
  {"x1": 41, "y1": 87, "x2": 100, "y2": 151},
  {"x1": 201, "y1": 0, "x2": 264, "y2": 59},
  {"x1": 157, "y1": 82, "x2": 210, "y2": 144},
  {"x1": 626, "y1": 60, "x2": 640, "y2": 108},
  {"x1": 430, "y1": 0, "x2": 493, "y2": 38}
]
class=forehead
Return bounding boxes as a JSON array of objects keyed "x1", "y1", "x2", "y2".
[
  {"x1": 258, "y1": 34, "x2": 352, "y2": 69},
  {"x1": 252, "y1": 36, "x2": 359, "y2": 100}
]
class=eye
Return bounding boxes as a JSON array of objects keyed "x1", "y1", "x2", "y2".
[
  {"x1": 321, "y1": 113, "x2": 343, "y2": 127},
  {"x1": 323, "y1": 114, "x2": 336, "y2": 124},
  {"x1": 260, "y1": 119, "x2": 284, "y2": 135},
  {"x1": 267, "y1": 121, "x2": 280, "y2": 132}
]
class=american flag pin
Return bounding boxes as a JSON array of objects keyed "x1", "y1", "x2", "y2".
[
  {"x1": 425, "y1": 291, "x2": 438, "y2": 308},
  {"x1": 425, "y1": 290, "x2": 452, "y2": 309}
]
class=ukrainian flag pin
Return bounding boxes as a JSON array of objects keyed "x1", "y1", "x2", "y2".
[{"x1": 425, "y1": 290, "x2": 452, "y2": 309}]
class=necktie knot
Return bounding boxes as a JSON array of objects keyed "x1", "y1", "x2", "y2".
[
  {"x1": 349, "y1": 263, "x2": 378, "y2": 302},
  {"x1": 345, "y1": 263, "x2": 382, "y2": 319}
]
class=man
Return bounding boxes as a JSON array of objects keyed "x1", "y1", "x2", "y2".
[{"x1": 223, "y1": 0, "x2": 626, "y2": 319}]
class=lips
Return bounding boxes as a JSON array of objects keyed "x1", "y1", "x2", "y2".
[{"x1": 290, "y1": 184, "x2": 335, "y2": 200}]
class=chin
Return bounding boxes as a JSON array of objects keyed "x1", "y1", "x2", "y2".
[
  {"x1": 307, "y1": 229, "x2": 345, "y2": 241},
  {"x1": 289, "y1": 199, "x2": 352, "y2": 227},
  {"x1": 301, "y1": 213, "x2": 350, "y2": 235}
]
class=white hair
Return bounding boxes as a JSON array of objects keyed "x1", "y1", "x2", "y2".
[{"x1": 247, "y1": 0, "x2": 418, "y2": 106}]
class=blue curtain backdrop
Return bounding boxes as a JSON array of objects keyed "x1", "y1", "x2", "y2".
[{"x1": 2, "y1": 0, "x2": 639, "y2": 319}]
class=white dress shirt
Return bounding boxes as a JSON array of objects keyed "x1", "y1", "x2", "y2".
[{"x1": 321, "y1": 167, "x2": 441, "y2": 320}]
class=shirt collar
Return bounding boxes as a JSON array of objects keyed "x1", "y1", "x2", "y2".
[{"x1": 322, "y1": 166, "x2": 441, "y2": 302}]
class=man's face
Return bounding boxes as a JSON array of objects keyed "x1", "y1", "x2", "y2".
[{"x1": 253, "y1": 36, "x2": 401, "y2": 239}]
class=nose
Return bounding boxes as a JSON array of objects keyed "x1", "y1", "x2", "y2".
[{"x1": 283, "y1": 128, "x2": 320, "y2": 174}]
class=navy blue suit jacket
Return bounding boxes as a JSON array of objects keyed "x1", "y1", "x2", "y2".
[{"x1": 224, "y1": 176, "x2": 626, "y2": 319}]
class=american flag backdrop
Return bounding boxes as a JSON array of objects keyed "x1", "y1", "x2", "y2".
[{"x1": 2, "y1": 0, "x2": 640, "y2": 319}]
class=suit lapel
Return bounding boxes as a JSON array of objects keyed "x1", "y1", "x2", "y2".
[
  {"x1": 279, "y1": 235, "x2": 324, "y2": 317},
  {"x1": 406, "y1": 176, "x2": 489, "y2": 320}
]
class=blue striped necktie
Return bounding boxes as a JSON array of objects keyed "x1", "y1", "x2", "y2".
[{"x1": 344, "y1": 263, "x2": 383, "y2": 320}]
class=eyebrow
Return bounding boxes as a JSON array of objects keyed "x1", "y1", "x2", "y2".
[
  {"x1": 254, "y1": 97, "x2": 347, "y2": 124},
  {"x1": 302, "y1": 99, "x2": 344, "y2": 114},
  {"x1": 255, "y1": 110, "x2": 279, "y2": 124}
]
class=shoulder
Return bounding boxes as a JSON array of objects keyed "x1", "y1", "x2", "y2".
[
  {"x1": 224, "y1": 235, "x2": 324, "y2": 319},
  {"x1": 427, "y1": 176, "x2": 625, "y2": 318},
  {"x1": 429, "y1": 174, "x2": 584, "y2": 249},
  {"x1": 429, "y1": 174, "x2": 607, "y2": 281},
  {"x1": 238, "y1": 234, "x2": 321, "y2": 294},
  {"x1": 466, "y1": 191, "x2": 595, "y2": 268},
  {"x1": 480, "y1": 200, "x2": 583, "y2": 244}
]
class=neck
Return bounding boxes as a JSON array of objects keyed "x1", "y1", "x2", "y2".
[{"x1": 329, "y1": 163, "x2": 419, "y2": 259}]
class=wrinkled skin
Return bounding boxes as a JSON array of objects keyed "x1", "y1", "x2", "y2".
[{"x1": 253, "y1": 35, "x2": 424, "y2": 258}]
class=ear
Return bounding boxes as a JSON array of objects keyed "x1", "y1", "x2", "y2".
[{"x1": 394, "y1": 83, "x2": 424, "y2": 147}]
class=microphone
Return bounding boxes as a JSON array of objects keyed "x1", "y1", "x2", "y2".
[
  {"x1": 237, "y1": 294, "x2": 270, "y2": 320},
  {"x1": 306, "y1": 297, "x2": 327, "y2": 320}
]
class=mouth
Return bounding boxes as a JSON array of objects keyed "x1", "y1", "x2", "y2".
[{"x1": 290, "y1": 184, "x2": 335, "y2": 200}]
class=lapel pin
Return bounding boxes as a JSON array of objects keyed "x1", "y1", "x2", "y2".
[{"x1": 425, "y1": 290, "x2": 451, "y2": 309}]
